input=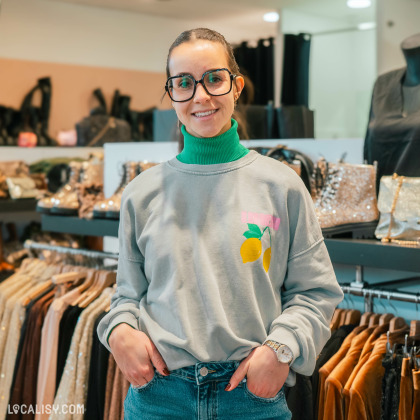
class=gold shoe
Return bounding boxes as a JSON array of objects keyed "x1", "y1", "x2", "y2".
[
  {"x1": 93, "y1": 161, "x2": 139, "y2": 219},
  {"x1": 51, "y1": 155, "x2": 103, "y2": 217},
  {"x1": 36, "y1": 161, "x2": 82, "y2": 214},
  {"x1": 314, "y1": 162, "x2": 379, "y2": 238}
]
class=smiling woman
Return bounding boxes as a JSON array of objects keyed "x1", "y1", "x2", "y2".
[{"x1": 97, "y1": 27, "x2": 343, "y2": 420}]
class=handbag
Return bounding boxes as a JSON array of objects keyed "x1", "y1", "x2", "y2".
[
  {"x1": 76, "y1": 89, "x2": 131, "y2": 146},
  {"x1": 265, "y1": 145, "x2": 314, "y2": 195},
  {"x1": 375, "y1": 173, "x2": 420, "y2": 246},
  {"x1": 19, "y1": 77, "x2": 54, "y2": 146}
]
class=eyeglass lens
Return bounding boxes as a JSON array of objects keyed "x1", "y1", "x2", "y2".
[{"x1": 167, "y1": 69, "x2": 232, "y2": 102}]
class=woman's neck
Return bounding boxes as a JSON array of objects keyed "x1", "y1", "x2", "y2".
[{"x1": 177, "y1": 119, "x2": 249, "y2": 165}]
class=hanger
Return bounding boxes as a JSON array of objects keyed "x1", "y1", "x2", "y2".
[
  {"x1": 22, "y1": 280, "x2": 53, "y2": 306},
  {"x1": 389, "y1": 317, "x2": 407, "y2": 332},
  {"x1": 52, "y1": 271, "x2": 87, "y2": 284},
  {"x1": 338, "y1": 309, "x2": 349, "y2": 328},
  {"x1": 78, "y1": 271, "x2": 116, "y2": 308},
  {"x1": 368, "y1": 313, "x2": 381, "y2": 328},
  {"x1": 379, "y1": 313, "x2": 394, "y2": 325},
  {"x1": 71, "y1": 271, "x2": 99, "y2": 307},
  {"x1": 344, "y1": 309, "x2": 361, "y2": 326},
  {"x1": 21, "y1": 263, "x2": 60, "y2": 306},
  {"x1": 330, "y1": 308, "x2": 344, "y2": 330},
  {"x1": 360, "y1": 312, "x2": 374, "y2": 326},
  {"x1": 76, "y1": 269, "x2": 96, "y2": 294}
]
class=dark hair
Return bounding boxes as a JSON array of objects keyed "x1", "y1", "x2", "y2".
[
  {"x1": 166, "y1": 28, "x2": 240, "y2": 78},
  {"x1": 167, "y1": 28, "x2": 249, "y2": 144}
]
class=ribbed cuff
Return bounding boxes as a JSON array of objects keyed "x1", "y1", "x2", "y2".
[
  {"x1": 265, "y1": 326, "x2": 301, "y2": 365},
  {"x1": 104, "y1": 313, "x2": 139, "y2": 351}
]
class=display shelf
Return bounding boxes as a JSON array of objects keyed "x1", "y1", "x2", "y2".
[
  {"x1": 0, "y1": 198, "x2": 37, "y2": 212},
  {"x1": 39, "y1": 215, "x2": 420, "y2": 273},
  {"x1": 324, "y1": 238, "x2": 420, "y2": 273},
  {"x1": 41, "y1": 215, "x2": 119, "y2": 237},
  {"x1": 0, "y1": 198, "x2": 41, "y2": 222}
]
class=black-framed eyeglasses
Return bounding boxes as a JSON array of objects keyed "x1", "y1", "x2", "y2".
[{"x1": 165, "y1": 68, "x2": 236, "y2": 102}]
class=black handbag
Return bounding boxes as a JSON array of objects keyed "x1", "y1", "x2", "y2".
[
  {"x1": 76, "y1": 89, "x2": 131, "y2": 146},
  {"x1": 0, "y1": 77, "x2": 54, "y2": 146},
  {"x1": 266, "y1": 145, "x2": 314, "y2": 195},
  {"x1": 19, "y1": 77, "x2": 54, "y2": 146}
]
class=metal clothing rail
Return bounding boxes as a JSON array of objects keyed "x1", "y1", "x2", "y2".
[
  {"x1": 341, "y1": 283, "x2": 420, "y2": 313},
  {"x1": 24, "y1": 239, "x2": 119, "y2": 260}
]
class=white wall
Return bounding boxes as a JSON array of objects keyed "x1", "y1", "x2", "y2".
[
  {"x1": 0, "y1": 0, "x2": 276, "y2": 73},
  {"x1": 281, "y1": 9, "x2": 376, "y2": 139},
  {"x1": 376, "y1": 0, "x2": 420, "y2": 75}
]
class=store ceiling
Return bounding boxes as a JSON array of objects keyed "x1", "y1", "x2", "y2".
[{"x1": 49, "y1": 0, "x2": 376, "y2": 23}]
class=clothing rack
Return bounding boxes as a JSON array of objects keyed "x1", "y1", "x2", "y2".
[
  {"x1": 341, "y1": 283, "x2": 420, "y2": 313},
  {"x1": 23, "y1": 239, "x2": 119, "y2": 260}
]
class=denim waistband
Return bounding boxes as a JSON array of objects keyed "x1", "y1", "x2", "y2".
[{"x1": 167, "y1": 361, "x2": 241, "y2": 386}]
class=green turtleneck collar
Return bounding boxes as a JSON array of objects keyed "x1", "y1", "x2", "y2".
[{"x1": 177, "y1": 118, "x2": 249, "y2": 165}]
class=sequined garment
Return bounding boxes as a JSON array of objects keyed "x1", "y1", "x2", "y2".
[
  {"x1": 51, "y1": 288, "x2": 112, "y2": 420},
  {"x1": 72, "y1": 290, "x2": 113, "y2": 420},
  {"x1": 0, "y1": 262, "x2": 61, "y2": 419},
  {"x1": 104, "y1": 354, "x2": 116, "y2": 420},
  {"x1": 314, "y1": 163, "x2": 379, "y2": 232}
]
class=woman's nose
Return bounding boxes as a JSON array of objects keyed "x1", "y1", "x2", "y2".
[{"x1": 193, "y1": 82, "x2": 211, "y2": 103}]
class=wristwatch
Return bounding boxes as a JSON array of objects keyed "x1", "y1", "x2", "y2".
[{"x1": 263, "y1": 340, "x2": 294, "y2": 366}]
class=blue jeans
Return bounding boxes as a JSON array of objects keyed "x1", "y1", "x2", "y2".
[{"x1": 124, "y1": 360, "x2": 292, "y2": 419}]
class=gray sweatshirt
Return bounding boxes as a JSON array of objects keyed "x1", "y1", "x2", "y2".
[{"x1": 97, "y1": 151, "x2": 343, "y2": 385}]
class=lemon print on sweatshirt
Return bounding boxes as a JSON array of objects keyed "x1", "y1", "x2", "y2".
[{"x1": 240, "y1": 223, "x2": 272, "y2": 272}]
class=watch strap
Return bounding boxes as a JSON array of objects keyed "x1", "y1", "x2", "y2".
[{"x1": 263, "y1": 339, "x2": 293, "y2": 366}]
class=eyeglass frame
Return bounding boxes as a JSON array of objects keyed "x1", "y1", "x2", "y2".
[{"x1": 164, "y1": 68, "x2": 237, "y2": 102}]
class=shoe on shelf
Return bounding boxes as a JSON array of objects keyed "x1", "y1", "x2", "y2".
[
  {"x1": 92, "y1": 160, "x2": 158, "y2": 220},
  {"x1": 314, "y1": 162, "x2": 379, "y2": 239},
  {"x1": 36, "y1": 161, "x2": 82, "y2": 214},
  {"x1": 93, "y1": 161, "x2": 139, "y2": 220},
  {"x1": 50, "y1": 155, "x2": 103, "y2": 217}
]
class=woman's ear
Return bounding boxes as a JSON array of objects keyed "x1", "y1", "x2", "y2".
[{"x1": 234, "y1": 76, "x2": 245, "y2": 99}]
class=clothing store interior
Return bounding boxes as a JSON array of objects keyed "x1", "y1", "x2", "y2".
[{"x1": 0, "y1": 0, "x2": 420, "y2": 419}]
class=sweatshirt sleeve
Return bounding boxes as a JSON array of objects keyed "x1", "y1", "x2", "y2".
[
  {"x1": 265, "y1": 180, "x2": 344, "y2": 376},
  {"x1": 97, "y1": 189, "x2": 149, "y2": 352}
]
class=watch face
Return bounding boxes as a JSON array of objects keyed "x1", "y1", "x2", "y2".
[{"x1": 278, "y1": 345, "x2": 293, "y2": 364}]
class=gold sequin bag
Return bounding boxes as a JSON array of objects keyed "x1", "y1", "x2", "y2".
[{"x1": 375, "y1": 174, "x2": 420, "y2": 246}]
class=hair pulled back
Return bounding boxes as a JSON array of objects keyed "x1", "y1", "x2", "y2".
[{"x1": 166, "y1": 28, "x2": 240, "y2": 78}]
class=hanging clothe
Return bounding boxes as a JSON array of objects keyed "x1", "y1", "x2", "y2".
[
  {"x1": 234, "y1": 38, "x2": 275, "y2": 105},
  {"x1": 347, "y1": 326, "x2": 409, "y2": 420},
  {"x1": 398, "y1": 357, "x2": 413, "y2": 420},
  {"x1": 281, "y1": 33, "x2": 311, "y2": 107},
  {"x1": 8, "y1": 287, "x2": 56, "y2": 420},
  {"x1": 85, "y1": 311, "x2": 110, "y2": 420}
]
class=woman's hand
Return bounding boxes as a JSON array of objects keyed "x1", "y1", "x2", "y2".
[
  {"x1": 109, "y1": 323, "x2": 170, "y2": 387},
  {"x1": 226, "y1": 346, "x2": 289, "y2": 398}
]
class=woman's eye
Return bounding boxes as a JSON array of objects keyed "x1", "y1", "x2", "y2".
[
  {"x1": 208, "y1": 75, "x2": 222, "y2": 84},
  {"x1": 178, "y1": 77, "x2": 193, "y2": 89}
]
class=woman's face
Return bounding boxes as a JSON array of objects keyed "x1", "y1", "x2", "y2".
[{"x1": 168, "y1": 40, "x2": 244, "y2": 138}]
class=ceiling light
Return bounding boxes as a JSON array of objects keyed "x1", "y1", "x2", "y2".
[
  {"x1": 357, "y1": 22, "x2": 376, "y2": 30},
  {"x1": 263, "y1": 12, "x2": 279, "y2": 23},
  {"x1": 347, "y1": 0, "x2": 371, "y2": 9}
]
